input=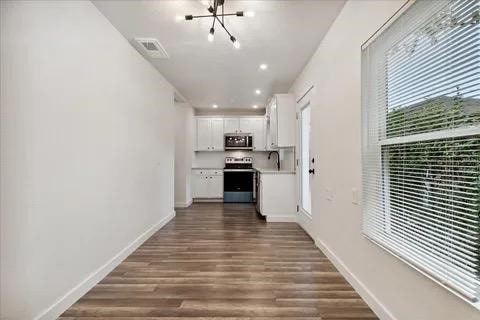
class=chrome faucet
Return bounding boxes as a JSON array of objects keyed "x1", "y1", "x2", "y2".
[{"x1": 268, "y1": 151, "x2": 280, "y2": 171}]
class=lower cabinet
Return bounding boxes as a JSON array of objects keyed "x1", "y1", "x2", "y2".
[
  {"x1": 192, "y1": 169, "x2": 223, "y2": 199},
  {"x1": 257, "y1": 172, "x2": 296, "y2": 221}
]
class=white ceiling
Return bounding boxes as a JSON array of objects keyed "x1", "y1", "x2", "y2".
[{"x1": 93, "y1": 0, "x2": 345, "y2": 109}]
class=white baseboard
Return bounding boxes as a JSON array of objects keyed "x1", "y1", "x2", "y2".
[
  {"x1": 266, "y1": 215, "x2": 296, "y2": 222},
  {"x1": 175, "y1": 198, "x2": 192, "y2": 208},
  {"x1": 193, "y1": 198, "x2": 223, "y2": 203},
  {"x1": 314, "y1": 238, "x2": 397, "y2": 320},
  {"x1": 34, "y1": 211, "x2": 176, "y2": 320}
]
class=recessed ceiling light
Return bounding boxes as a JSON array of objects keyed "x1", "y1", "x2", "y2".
[
  {"x1": 212, "y1": 104, "x2": 218, "y2": 108},
  {"x1": 255, "y1": 89, "x2": 261, "y2": 95},
  {"x1": 259, "y1": 64, "x2": 268, "y2": 70},
  {"x1": 252, "y1": 105, "x2": 258, "y2": 109}
]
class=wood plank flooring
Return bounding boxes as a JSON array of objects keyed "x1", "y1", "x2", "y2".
[{"x1": 60, "y1": 203, "x2": 378, "y2": 319}]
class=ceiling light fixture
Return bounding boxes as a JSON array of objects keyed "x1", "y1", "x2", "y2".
[
  {"x1": 252, "y1": 105, "x2": 258, "y2": 109},
  {"x1": 183, "y1": 0, "x2": 252, "y2": 48},
  {"x1": 259, "y1": 64, "x2": 268, "y2": 70},
  {"x1": 255, "y1": 89, "x2": 261, "y2": 95},
  {"x1": 212, "y1": 104, "x2": 218, "y2": 108}
]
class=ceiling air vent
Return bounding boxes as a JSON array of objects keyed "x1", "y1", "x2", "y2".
[{"x1": 134, "y1": 38, "x2": 169, "y2": 59}]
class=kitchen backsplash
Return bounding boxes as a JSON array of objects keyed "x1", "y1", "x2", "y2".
[{"x1": 193, "y1": 148, "x2": 295, "y2": 171}]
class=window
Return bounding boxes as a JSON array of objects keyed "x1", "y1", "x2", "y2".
[{"x1": 362, "y1": 0, "x2": 480, "y2": 305}]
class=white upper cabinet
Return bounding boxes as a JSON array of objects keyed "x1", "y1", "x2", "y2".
[
  {"x1": 224, "y1": 118, "x2": 240, "y2": 134},
  {"x1": 266, "y1": 94, "x2": 295, "y2": 148},
  {"x1": 196, "y1": 118, "x2": 211, "y2": 151},
  {"x1": 210, "y1": 119, "x2": 224, "y2": 151},
  {"x1": 196, "y1": 116, "x2": 265, "y2": 152},
  {"x1": 195, "y1": 118, "x2": 224, "y2": 151}
]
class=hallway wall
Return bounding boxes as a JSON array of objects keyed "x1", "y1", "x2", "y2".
[
  {"x1": 174, "y1": 102, "x2": 195, "y2": 207},
  {"x1": 0, "y1": 1, "x2": 176, "y2": 319},
  {"x1": 289, "y1": 0, "x2": 479, "y2": 319}
]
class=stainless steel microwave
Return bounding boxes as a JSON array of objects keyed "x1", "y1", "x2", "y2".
[{"x1": 224, "y1": 133, "x2": 253, "y2": 150}]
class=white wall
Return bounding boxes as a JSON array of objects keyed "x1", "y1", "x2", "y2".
[
  {"x1": 174, "y1": 102, "x2": 194, "y2": 207},
  {"x1": 0, "y1": 1, "x2": 176, "y2": 319},
  {"x1": 290, "y1": 1, "x2": 479, "y2": 320}
]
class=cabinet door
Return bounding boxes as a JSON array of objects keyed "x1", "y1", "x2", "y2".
[
  {"x1": 192, "y1": 174, "x2": 208, "y2": 198},
  {"x1": 224, "y1": 118, "x2": 239, "y2": 133},
  {"x1": 196, "y1": 119, "x2": 211, "y2": 151},
  {"x1": 239, "y1": 118, "x2": 254, "y2": 134},
  {"x1": 252, "y1": 118, "x2": 265, "y2": 151},
  {"x1": 208, "y1": 175, "x2": 224, "y2": 198},
  {"x1": 268, "y1": 102, "x2": 278, "y2": 149},
  {"x1": 210, "y1": 119, "x2": 224, "y2": 151}
]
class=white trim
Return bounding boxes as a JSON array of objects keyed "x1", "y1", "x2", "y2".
[
  {"x1": 315, "y1": 237, "x2": 398, "y2": 320},
  {"x1": 193, "y1": 198, "x2": 224, "y2": 203},
  {"x1": 296, "y1": 210, "x2": 314, "y2": 239},
  {"x1": 266, "y1": 215, "x2": 296, "y2": 223},
  {"x1": 379, "y1": 126, "x2": 480, "y2": 146},
  {"x1": 175, "y1": 198, "x2": 193, "y2": 208},
  {"x1": 361, "y1": 0, "x2": 415, "y2": 50},
  {"x1": 34, "y1": 211, "x2": 176, "y2": 320}
]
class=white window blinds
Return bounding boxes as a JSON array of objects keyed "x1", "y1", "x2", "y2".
[{"x1": 362, "y1": 0, "x2": 480, "y2": 304}]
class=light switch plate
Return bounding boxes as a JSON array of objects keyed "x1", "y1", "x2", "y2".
[{"x1": 352, "y1": 188, "x2": 359, "y2": 205}]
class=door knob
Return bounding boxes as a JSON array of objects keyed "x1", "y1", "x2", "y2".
[{"x1": 309, "y1": 169, "x2": 315, "y2": 175}]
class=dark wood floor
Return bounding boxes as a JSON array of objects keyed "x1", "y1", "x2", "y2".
[{"x1": 60, "y1": 203, "x2": 378, "y2": 319}]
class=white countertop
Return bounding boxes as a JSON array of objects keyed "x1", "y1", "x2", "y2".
[{"x1": 253, "y1": 167, "x2": 295, "y2": 174}]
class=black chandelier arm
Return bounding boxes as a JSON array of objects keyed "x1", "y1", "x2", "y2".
[
  {"x1": 186, "y1": 13, "x2": 240, "y2": 20},
  {"x1": 215, "y1": 15, "x2": 233, "y2": 38}
]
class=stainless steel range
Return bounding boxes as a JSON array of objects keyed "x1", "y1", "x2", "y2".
[{"x1": 223, "y1": 157, "x2": 254, "y2": 203}]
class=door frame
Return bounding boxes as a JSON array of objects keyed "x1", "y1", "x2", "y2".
[{"x1": 296, "y1": 86, "x2": 315, "y2": 238}]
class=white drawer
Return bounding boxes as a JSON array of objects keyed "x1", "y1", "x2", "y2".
[{"x1": 192, "y1": 169, "x2": 223, "y2": 176}]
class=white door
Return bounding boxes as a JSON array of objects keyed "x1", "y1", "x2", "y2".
[
  {"x1": 239, "y1": 118, "x2": 254, "y2": 134},
  {"x1": 209, "y1": 174, "x2": 224, "y2": 198},
  {"x1": 268, "y1": 102, "x2": 278, "y2": 149},
  {"x1": 299, "y1": 103, "x2": 312, "y2": 215},
  {"x1": 193, "y1": 174, "x2": 209, "y2": 198},
  {"x1": 224, "y1": 118, "x2": 239, "y2": 133},
  {"x1": 196, "y1": 119, "x2": 211, "y2": 151},
  {"x1": 210, "y1": 119, "x2": 224, "y2": 151},
  {"x1": 251, "y1": 118, "x2": 265, "y2": 151}
]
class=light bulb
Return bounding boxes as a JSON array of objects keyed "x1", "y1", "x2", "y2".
[
  {"x1": 233, "y1": 40, "x2": 240, "y2": 49},
  {"x1": 245, "y1": 11, "x2": 255, "y2": 17},
  {"x1": 212, "y1": 104, "x2": 218, "y2": 108},
  {"x1": 255, "y1": 89, "x2": 261, "y2": 95},
  {"x1": 252, "y1": 105, "x2": 258, "y2": 109},
  {"x1": 259, "y1": 63, "x2": 268, "y2": 70},
  {"x1": 208, "y1": 28, "x2": 215, "y2": 42}
]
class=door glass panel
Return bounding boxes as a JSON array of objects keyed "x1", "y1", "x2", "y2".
[{"x1": 301, "y1": 104, "x2": 312, "y2": 214}]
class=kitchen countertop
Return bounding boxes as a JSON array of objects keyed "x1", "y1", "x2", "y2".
[{"x1": 253, "y1": 167, "x2": 295, "y2": 174}]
